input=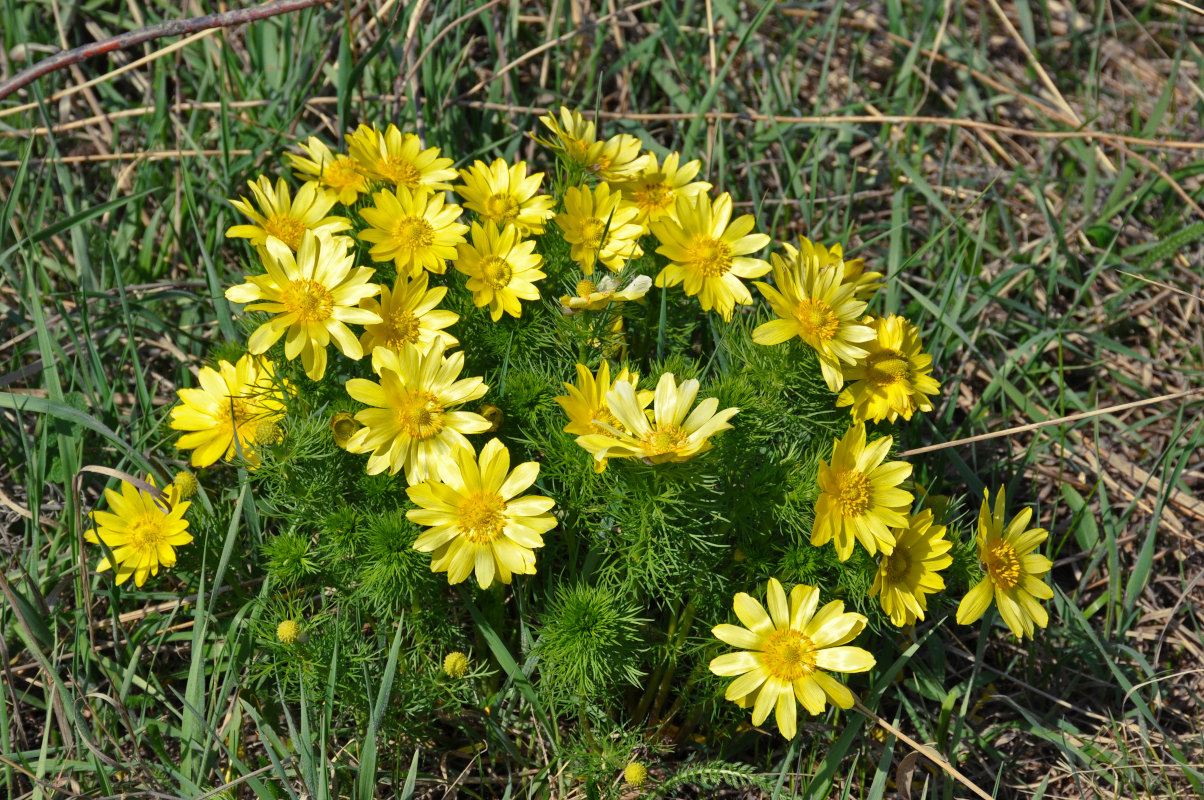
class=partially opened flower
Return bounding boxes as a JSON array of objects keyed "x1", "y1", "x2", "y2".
[
  {"x1": 870, "y1": 509, "x2": 952, "y2": 627},
  {"x1": 344, "y1": 341, "x2": 490, "y2": 484},
  {"x1": 812, "y1": 423, "x2": 913, "y2": 561},
  {"x1": 956, "y1": 487, "x2": 1053, "y2": 639},
  {"x1": 86, "y1": 475, "x2": 192, "y2": 588},
  {"x1": 575, "y1": 372, "x2": 738, "y2": 466},
  {"x1": 589, "y1": 133, "x2": 650, "y2": 182},
  {"x1": 359, "y1": 187, "x2": 468, "y2": 277},
  {"x1": 286, "y1": 136, "x2": 369, "y2": 205},
  {"x1": 407, "y1": 438, "x2": 557, "y2": 588},
  {"x1": 358, "y1": 273, "x2": 459, "y2": 361},
  {"x1": 554, "y1": 362, "x2": 652, "y2": 472},
  {"x1": 454, "y1": 221, "x2": 546, "y2": 321},
  {"x1": 837, "y1": 314, "x2": 940, "y2": 424},
  {"x1": 170, "y1": 354, "x2": 289, "y2": 467},
  {"x1": 650, "y1": 193, "x2": 771, "y2": 322},
  {"x1": 345, "y1": 124, "x2": 457, "y2": 193},
  {"x1": 555, "y1": 183, "x2": 645, "y2": 275},
  {"x1": 226, "y1": 176, "x2": 350, "y2": 251},
  {"x1": 710, "y1": 578, "x2": 875, "y2": 739},
  {"x1": 225, "y1": 232, "x2": 382, "y2": 380},
  {"x1": 615, "y1": 151, "x2": 711, "y2": 225},
  {"x1": 455, "y1": 158, "x2": 555, "y2": 235},
  {"x1": 536, "y1": 106, "x2": 597, "y2": 167},
  {"x1": 560, "y1": 274, "x2": 652, "y2": 313},
  {"x1": 752, "y1": 242, "x2": 875, "y2": 392}
]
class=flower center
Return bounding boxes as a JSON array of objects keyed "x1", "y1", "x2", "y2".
[
  {"x1": 378, "y1": 156, "x2": 422, "y2": 188},
  {"x1": 280, "y1": 278, "x2": 334, "y2": 323},
  {"x1": 579, "y1": 218, "x2": 607, "y2": 249},
  {"x1": 484, "y1": 192, "x2": 520, "y2": 222},
  {"x1": 635, "y1": 181, "x2": 673, "y2": 213},
  {"x1": 834, "y1": 469, "x2": 872, "y2": 518},
  {"x1": 761, "y1": 628, "x2": 817, "y2": 681},
  {"x1": 885, "y1": 548, "x2": 912, "y2": 581},
  {"x1": 866, "y1": 351, "x2": 910, "y2": 387},
  {"x1": 125, "y1": 514, "x2": 167, "y2": 555},
  {"x1": 391, "y1": 216, "x2": 434, "y2": 251},
  {"x1": 263, "y1": 214, "x2": 307, "y2": 250},
  {"x1": 641, "y1": 424, "x2": 689, "y2": 456},
  {"x1": 795, "y1": 298, "x2": 839, "y2": 343},
  {"x1": 576, "y1": 279, "x2": 598, "y2": 297},
  {"x1": 986, "y1": 539, "x2": 1021, "y2": 590},
  {"x1": 381, "y1": 308, "x2": 420, "y2": 349},
  {"x1": 687, "y1": 237, "x2": 732, "y2": 277},
  {"x1": 394, "y1": 391, "x2": 444, "y2": 439},
  {"x1": 324, "y1": 157, "x2": 364, "y2": 191},
  {"x1": 589, "y1": 407, "x2": 624, "y2": 437},
  {"x1": 457, "y1": 491, "x2": 507, "y2": 543},
  {"x1": 480, "y1": 255, "x2": 513, "y2": 288},
  {"x1": 227, "y1": 397, "x2": 255, "y2": 428}
]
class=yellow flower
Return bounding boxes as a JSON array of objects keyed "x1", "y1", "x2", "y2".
[
  {"x1": 710, "y1": 578, "x2": 875, "y2": 739},
  {"x1": 407, "y1": 438, "x2": 557, "y2": 588},
  {"x1": 837, "y1": 314, "x2": 940, "y2": 424},
  {"x1": 554, "y1": 183, "x2": 645, "y2": 276},
  {"x1": 650, "y1": 193, "x2": 771, "y2": 322},
  {"x1": 455, "y1": 158, "x2": 555, "y2": 235},
  {"x1": 615, "y1": 151, "x2": 711, "y2": 225},
  {"x1": 330, "y1": 410, "x2": 363, "y2": 449},
  {"x1": 454, "y1": 222, "x2": 546, "y2": 321},
  {"x1": 226, "y1": 176, "x2": 350, "y2": 251},
  {"x1": 560, "y1": 274, "x2": 652, "y2": 313},
  {"x1": 788, "y1": 236, "x2": 883, "y2": 299},
  {"x1": 752, "y1": 243, "x2": 875, "y2": 392},
  {"x1": 225, "y1": 232, "x2": 382, "y2": 381},
  {"x1": 536, "y1": 106, "x2": 597, "y2": 167},
  {"x1": 344, "y1": 341, "x2": 490, "y2": 484},
  {"x1": 345, "y1": 123, "x2": 457, "y2": 193},
  {"x1": 589, "y1": 133, "x2": 650, "y2": 182},
  {"x1": 956, "y1": 487, "x2": 1053, "y2": 639},
  {"x1": 85, "y1": 475, "x2": 192, "y2": 588},
  {"x1": 870, "y1": 509, "x2": 952, "y2": 627},
  {"x1": 812, "y1": 423, "x2": 913, "y2": 561},
  {"x1": 170, "y1": 354, "x2": 289, "y2": 467},
  {"x1": 575, "y1": 372, "x2": 738, "y2": 467},
  {"x1": 285, "y1": 136, "x2": 369, "y2": 205},
  {"x1": 359, "y1": 187, "x2": 469, "y2": 277},
  {"x1": 358, "y1": 273, "x2": 459, "y2": 363},
  {"x1": 554, "y1": 362, "x2": 652, "y2": 473}
]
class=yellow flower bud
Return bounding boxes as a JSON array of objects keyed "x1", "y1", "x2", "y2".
[
  {"x1": 330, "y1": 411, "x2": 362, "y2": 449},
  {"x1": 276, "y1": 618, "x2": 301, "y2": 644},
  {"x1": 623, "y1": 762, "x2": 648, "y2": 787},
  {"x1": 478, "y1": 404, "x2": 504, "y2": 433},
  {"x1": 443, "y1": 651, "x2": 470, "y2": 678}
]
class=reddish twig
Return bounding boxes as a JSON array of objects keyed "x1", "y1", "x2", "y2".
[{"x1": 0, "y1": 0, "x2": 326, "y2": 102}]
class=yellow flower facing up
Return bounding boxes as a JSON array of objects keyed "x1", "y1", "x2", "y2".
[
  {"x1": 710, "y1": 578, "x2": 875, "y2": 739},
  {"x1": 812, "y1": 423, "x2": 913, "y2": 561},
  {"x1": 344, "y1": 341, "x2": 490, "y2": 484},
  {"x1": 554, "y1": 362, "x2": 653, "y2": 472},
  {"x1": 286, "y1": 136, "x2": 369, "y2": 205},
  {"x1": 86, "y1": 475, "x2": 192, "y2": 588},
  {"x1": 870, "y1": 509, "x2": 952, "y2": 627},
  {"x1": 559, "y1": 274, "x2": 652, "y2": 313},
  {"x1": 359, "y1": 187, "x2": 469, "y2": 277},
  {"x1": 650, "y1": 193, "x2": 771, "y2": 322},
  {"x1": 555, "y1": 183, "x2": 645, "y2": 276},
  {"x1": 407, "y1": 438, "x2": 557, "y2": 589},
  {"x1": 226, "y1": 176, "x2": 351, "y2": 252},
  {"x1": 752, "y1": 243, "x2": 875, "y2": 393},
  {"x1": 345, "y1": 123, "x2": 457, "y2": 193},
  {"x1": 170, "y1": 354, "x2": 289, "y2": 467},
  {"x1": 956, "y1": 487, "x2": 1053, "y2": 639},
  {"x1": 455, "y1": 158, "x2": 555, "y2": 235},
  {"x1": 615, "y1": 151, "x2": 711, "y2": 225},
  {"x1": 226, "y1": 232, "x2": 382, "y2": 380},
  {"x1": 575, "y1": 372, "x2": 738, "y2": 467},
  {"x1": 358, "y1": 273, "x2": 459, "y2": 363},
  {"x1": 454, "y1": 222, "x2": 546, "y2": 321},
  {"x1": 837, "y1": 314, "x2": 940, "y2": 424}
]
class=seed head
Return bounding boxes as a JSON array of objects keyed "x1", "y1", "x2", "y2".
[
  {"x1": 443, "y1": 651, "x2": 470, "y2": 679},
  {"x1": 255, "y1": 420, "x2": 283, "y2": 445},
  {"x1": 623, "y1": 762, "x2": 648, "y2": 787},
  {"x1": 173, "y1": 470, "x2": 198, "y2": 499},
  {"x1": 276, "y1": 618, "x2": 301, "y2": 644}
]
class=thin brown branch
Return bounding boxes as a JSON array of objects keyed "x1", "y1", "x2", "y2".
[{"x1": 0, "y1": 0, "x2": 326, "y2": 102}]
